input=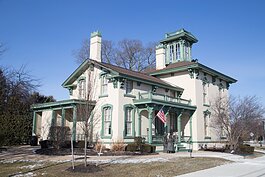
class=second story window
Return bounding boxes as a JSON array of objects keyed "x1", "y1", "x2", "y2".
[
  {"x1": 101, "y1": 75, "x2": 108, "y2": 95},
  {"x1": 126, "y1": 80, "x2": 133, "y2": 94},
  {"x1": 203, "y1": 82, "x2": 209, "y2": 105},
  {"x1": 78, "y1": 79, "x2": 86, "y2": 99}
]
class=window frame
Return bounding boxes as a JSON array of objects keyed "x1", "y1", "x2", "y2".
[
  {"x1": 101, "y1": 104, "x2": 113, "y2": 138},
  {"x1": 124, "y1": 104, "x2": 135, "y2": 138},
  {"x1": 204, "y1": 111, "x2": 211, "y2": 139},
  {"x1": 100, "y1": 74, "x2": 108, "y2": 97}
]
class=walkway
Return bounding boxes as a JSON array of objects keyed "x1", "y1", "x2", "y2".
[{"x1": 177, "y1": 152, "x2": 265, "y2": 177}]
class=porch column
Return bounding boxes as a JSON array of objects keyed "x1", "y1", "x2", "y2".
[
  {"x1": 72, "y1": 106, "x2": 77, "y2": 142},
  {"x1": 32, "y1": 111, "x2": 37, "y2": 135},
  {"x1": 189, "y1": 114, "x2": 193, "y2": 142},
  {"x1": 61, "y1": 108, "x2": 65, "y2": 127},
  {"x1": 177, "y1": 111, "x2": 183, "y2": 144},
  {"x1": 148, "y1": 107, "x2": 153, "y2": 144},
  {"x1": 137, "y1": 109, "x2": 141, "y2": 137}
]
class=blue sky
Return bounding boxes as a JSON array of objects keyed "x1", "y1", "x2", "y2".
[{"x1": 0, "y1": 0, "x2": 265, "y2": 105}]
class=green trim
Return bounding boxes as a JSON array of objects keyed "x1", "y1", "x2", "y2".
[
  {"x1": 189, "y1": 115, "x2": 193, "y2": 142},
  {"x1": 148, "y1": 107, "x2": 153, "y2": 144},
  {"x1": 137, "y1": 108, "x2": 141, "y2": 136},
  {"x1": 220, "y1": 137, "x2": 227, "y2": 140},
  {"x1": 32, "y1": 111, "x2": 37, "y2": 135},
  {"x1": 124, "y1": 94, "x2": 136, "y2": 98},
  {"x1": 177, "y1": 112, "x2": 182, "y2": 144},
  {"x1": 31, "y1": 99, "x2": 94, "y2": 110},
  {"x1": 123, "y1": 104, "x2": 136, "y2": 138},
  {"x1": 149, "y1": 62, "x2": 237, "y2": 83},
  {"x1": 62, "y1": 59, "x2": 90, "y2": 87},
  {"x1": 91, "y1": 31, "x2": 102, "y2": 38},
  {"x1": 134, "y1": 98, "x2": 196, "y2": 111},
  {"x1": 101, "y1": 104, "x2": 113, "y2": 139},
  {"x1": 161, "y1": 28, "x2": 198, "y2": 44},
  {"x1": 204, "y1": 136, "x2": 211, "y2": 140}
]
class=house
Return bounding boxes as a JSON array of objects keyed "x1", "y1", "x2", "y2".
[{"x1": 31, "y1": 29, "x2": 237, "y2": 151}]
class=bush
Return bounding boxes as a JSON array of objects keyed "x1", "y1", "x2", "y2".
[
  {"x1": 111, "y1": 140, "x2": 125, "y2": 152},
  {"x1": 126, "y1": 143, "x2": 138, "y2": 152},
  {"x1": 141, "y1": 144, "x2": 156, "y2": 153},
  {"x1": 94, "y1": 142, "x2": 106, "y2": 152},
  {"x1": 237, "y1": 145, "x2": 254, "y2": 154}
]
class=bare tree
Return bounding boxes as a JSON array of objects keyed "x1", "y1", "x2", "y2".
[
  {"x1": 211, "y1": 95, "x2": 265, "y2": 149},
  {"x1": 73, "y1": 38, "x2": 156, "y2": 71},
  {"x1": 77, "y1": 69, "x2": 100, "y2": 167}
]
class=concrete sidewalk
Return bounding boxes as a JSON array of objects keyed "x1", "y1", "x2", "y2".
[{"x1": 177, "y1": 152, "x2": 265, "y2": 177}]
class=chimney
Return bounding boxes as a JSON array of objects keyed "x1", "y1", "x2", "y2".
[
  {"x1": 89, "y1": 31, "x2": 102, "y2": 62},
  {"x1": 155, "y1": 44, "x2": 166, "y2": 70}
]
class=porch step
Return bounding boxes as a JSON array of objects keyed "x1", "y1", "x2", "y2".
[{"x1": 177, "y1": 144, "x2": 190, "y2": 152}]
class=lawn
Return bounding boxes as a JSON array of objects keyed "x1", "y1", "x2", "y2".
[{"x1": 0, "y1": 157, "x2": 230, "y2": 177}]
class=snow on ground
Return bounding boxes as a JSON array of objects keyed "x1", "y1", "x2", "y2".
[{"x1": 85, "y1": 157, "x2": 169, "y2": 164}]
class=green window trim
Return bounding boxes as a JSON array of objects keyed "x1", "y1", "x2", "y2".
[
  {"x1": 101, "y1": 104, "x2": 113, "y2": 139},
  {"x1": 123, "y1": 104, "x2": 135, "y2": 138}
]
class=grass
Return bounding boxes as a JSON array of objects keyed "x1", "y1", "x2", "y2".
[{"x1": 1, "y1": 157, "x2": 230, "y2": 177}]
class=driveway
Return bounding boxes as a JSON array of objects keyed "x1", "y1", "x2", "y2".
[{"x1": 177, "y1": 152, "x2": 265, "y2": 177}]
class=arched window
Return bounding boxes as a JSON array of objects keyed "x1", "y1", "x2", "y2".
[
  {"x1": 124, "y1": 105, "x2": 135, "y2": 137},
  {"x1": 101, "y1": 105, "x2": 113, "y2": 137}
]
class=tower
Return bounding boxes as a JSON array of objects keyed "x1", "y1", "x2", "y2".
[{"x1": 156, "y1": 29, "x2": 198, "y2": 69}]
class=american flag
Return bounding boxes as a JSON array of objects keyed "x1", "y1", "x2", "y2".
[{"x1": 156, "y1": 108, "x2": 166, "y2": 123}]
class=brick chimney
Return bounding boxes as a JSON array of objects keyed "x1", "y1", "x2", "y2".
[{"x1": 89, "y1": 31, "x2": 102, "y2": 62}]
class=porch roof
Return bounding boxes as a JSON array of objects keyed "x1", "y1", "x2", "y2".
[
  {"x1": 133, "y1": 92, "x2": 196, "y2": 111},
  {"x1": 31, "y1": 99, "x2": 96, "y2": 111}
]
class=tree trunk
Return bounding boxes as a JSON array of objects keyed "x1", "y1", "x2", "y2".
[{"x1": 84, "y1": 135, "x2": 87, "y2": 166}]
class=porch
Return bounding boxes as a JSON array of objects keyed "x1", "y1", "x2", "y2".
[
  {"x1": 133, "y1": 91, "x2": 196, "y2": 152},
  {"x1": 31, "y1": 99, "x2": 96, "y2": 143}
]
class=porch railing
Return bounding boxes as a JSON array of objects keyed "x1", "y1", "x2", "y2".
[{"x1": 137, "y1": 91, "x2": 191, "y2": 105}]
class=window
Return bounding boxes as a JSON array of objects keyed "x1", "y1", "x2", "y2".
[
  {"x1": 103, "y1": 106, "x2": 112, "y2": 136},
  {"x1": 169, "y1": 44, "x2": 174, "y2": 63},
  {"x1": 101, "y1": 75, "x2": 108, "y2": 95},
  {"x1": 125, "y1": 80, "x2": 133, "y2": 94},
  {"x1": 125, "y1": 107, "x2": 133, "y2": 136},
  {"x1": 176, "y1": 43, "x2": 181, "y2": 60},
  {"x1": 203, "y1": 82, "x2": 209, "y2": 105},
  {"x1": 78, "y1": 79, "x2": 86, "y2": 99},
  {"x1": 204, "y1": 113, "x2": 210, "y2": 138},
  {"x1": 184, "y1": 42, "x2": 190, "y2": 60}
]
